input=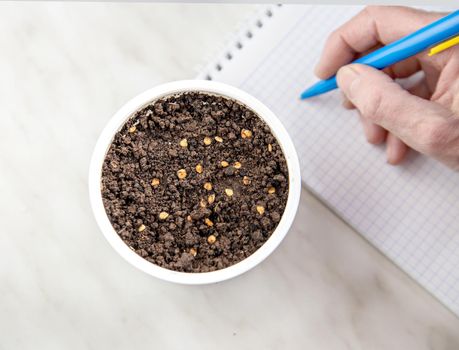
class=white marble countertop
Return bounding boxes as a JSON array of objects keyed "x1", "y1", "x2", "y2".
[{"x1": 0, "y1": 3, "x2": 458, "y2": 349}]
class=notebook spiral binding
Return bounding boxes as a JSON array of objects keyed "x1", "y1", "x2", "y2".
[{"x1": 202, "y1": 4, "x2": 283, "y2": 81}]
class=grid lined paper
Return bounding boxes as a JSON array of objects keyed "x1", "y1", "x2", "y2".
[{"x1": 200, "y1": 5, "x2": 459, "y2": 316}]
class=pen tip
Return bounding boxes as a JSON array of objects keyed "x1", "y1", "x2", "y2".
[
  {"x1": 300, "y1": 77, "x2": 336, "y2": 99},
  {"x1": 300, "y1": 89, "x2": 314, "y2": 100},
  {"x1": 300, "y1": 84, "x2": 323, "y2": 99}
]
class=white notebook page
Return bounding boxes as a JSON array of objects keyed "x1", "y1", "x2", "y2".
[{"x1": 198, "y1": 5, "x2": 459, "y2": 316}]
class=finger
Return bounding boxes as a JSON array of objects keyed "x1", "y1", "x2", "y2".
[
  {"x1": 336, "y1": 64, "x2": 454, "y2": 156},
  {"x1": 422, "y1": 60, "x2": 442, "y2": 99},
  {"x1": 315, "y1": 6, "x2": 442, "y2": 79},
  {"x1": 358, "y1": 73, "x2": 426, "y2": 148},
  {"x1": 359, "y1": 115, "x2": 387, "y2": 144},
  {"x1": 383, "y1": 57, "x2": 421, "y2": 79},
  {"x1": 386, "y1": 133, "x2": 409, "y2": 164}
]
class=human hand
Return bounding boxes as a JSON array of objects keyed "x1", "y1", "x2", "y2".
[{"x1": 315, "y1": 6, "x2": 459, "y2": 170}]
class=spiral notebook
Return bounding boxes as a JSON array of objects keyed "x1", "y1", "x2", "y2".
[{"x1": 198, "y1": 5, "x2": 459, "y2": 316}]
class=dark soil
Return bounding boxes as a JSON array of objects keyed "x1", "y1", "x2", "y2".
[{"x1": 101, "y1": 92, "x2": 289, "y2": 272}]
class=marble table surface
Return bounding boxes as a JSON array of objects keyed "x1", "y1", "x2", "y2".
[{"x1": 0, "y1": 3, "x2": 458, "y2": 349}]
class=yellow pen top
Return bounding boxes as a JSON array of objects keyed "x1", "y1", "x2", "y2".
[{"x1": 428, "y1": 35, "x2": 459, "y2": 56}]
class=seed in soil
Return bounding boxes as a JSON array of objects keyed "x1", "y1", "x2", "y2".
[
  {"x1": 234, "y1": 161, "x2": 242, "y2": 169},
  {"x1": 208, "y1": 194, "x2": 215, "y2": 204},
  {"x1": 256, "y1": 206, "x2": 265, "y2": 215},
  {"x1": 205, "y1": 218, "x2": 214, "y2": 227},
  {"x1": 220, "y1": 161, "x2": 229, "y2": 168},
  {"x1": 189, "y1": 248, "x2": 197, "y2": 256},
  {"x1": 268, "y1": 144, "x2": 273, "y2": 152},
  {"x1": 177, "y1": 169, "x2": 187, "y2": 179},
  {"x1": 268, "y1": 187, "x2": 276, "y2": 194},
  {"x1": 225, "y1": 188, "x2": 234, "y2": 197},
  {"x1": 196, "y1": 164, "x2": 203, "y2": 174},
  {"x1": 159, "y1": 212, "x2": 169, "y2": 220},
  {"x1": 151, "y1": 178, "x2": 160, "y2": 187},
  {"x1": 203, "y1": 137, "x2": 212, "y2": 145},
  {"x1": 241, "y1": 129, "x2": 252, "y2": 139},
  {"x1": 179, "y1": 138, "x2": 188, "y2": 148},
  {"x1": 204, "y1": 182, "x2": 212, "y2": 191},
  {"x1": 129, "y1": 126, "x2": 136, "y2": 133},
  {"x1": 243, "y1": 176, "x2": 251, "y2": 185},
  {"x1": 138, "y1": 224, "x2": 146, "y2": 232},
  {"x1": 215, "y1": 136, "x2": 223, "y2": 143},
  {"x1": 207, "y1": 235, "x2": 217, "y2": 244}
]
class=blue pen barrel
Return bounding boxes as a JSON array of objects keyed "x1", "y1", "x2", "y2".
[{"x1": 355, "y1": 10, "x2": 459, "y2": 68}]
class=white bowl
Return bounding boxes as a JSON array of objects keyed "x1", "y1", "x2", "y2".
[{"x1": 89, "y1": 80, "x2": 301, "y2": 284}]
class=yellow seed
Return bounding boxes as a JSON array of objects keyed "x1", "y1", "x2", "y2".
[
  {"x1": 151, "y1": 178, "x2": 160, "y2": 187},
  {"x1": 221, "y1": 161, "x2": 229, "y2": 168},
  {"x1": 234, "y1": 162, "x2": 242, "y2": 169},
  {"x1": 203, "y1": 137, "x2": 212, "y2": 145},
  {"x1": 215, "y1": 136, "x2": 223, "y2": 143},
  {"x1": 177, "y1": 169, "x2": 187, "y2": 179},
  {"x1": 256, "y1": 206, "x2": 265, "y2": 215},
  {"x1": 225, "y1": 188, "x2": 234, "y2": 197},
  {"x1": 205, "y1": 218, "x2": 214, "y2": 227},
  {"x1": 268, "y1": 144, "x2": 273, "y2": 152},
  {"x1": 129, "y1": 126, "x2": 136, "y2": 133},
  {"x1": 159, "y1": 212, "x2": 169, "y2": 220},
  {"x1": 189, "y1": 248, "x2": 197, "y2": 257},
  {"x1": 138, "y1": 224, "x2": 146, "y2": 232},
  {"x1": 208, "y1": 194, "x2": 215, "y2": 204},
  {"x1": 196, "y1": 164, "x2": 203, "y2": 174},
  {"x1": 179, "y1": 138, "x2": 188, "y2": 148},
  {"x1": 243, "y1": 176, "x2": 251, "y2": 185},
  {"x1": 204, "y1": 182, "x2": 212, "y2": 191},
  {"x1": 200, "y1": 198, "x2": 207, "y2": 208},
  {"x1": 207, "y1": 235, "x2": 216, "y2": 244},
  {"x1": 241, "y1": 129, "x2": 252, "y2": 139},
  {"x1": 187, "y1": 215, "x2": 192, "y2": 222},
  {"x1": 268, "y1": 187, "x2": 276, "y2": 194}
]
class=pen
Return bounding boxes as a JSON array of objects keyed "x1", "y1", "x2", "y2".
[{"x1": 300, "y1": 10, "x2": 459, "y2": 100}]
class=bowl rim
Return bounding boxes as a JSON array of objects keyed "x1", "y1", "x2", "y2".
[{"x1": 88, "y1": 80, "x2": 301, "y2": 284}]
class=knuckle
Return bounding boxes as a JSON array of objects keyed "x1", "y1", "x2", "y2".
[
  {"x1": 364, "y1": 5, "x2": 387, "y2": 16},
  {"x1": 363, "y1": 5, "x2": 377, "y2": 14},
  {"x1": 362, "y1": 5, "x2": 381, "y2": 19}
]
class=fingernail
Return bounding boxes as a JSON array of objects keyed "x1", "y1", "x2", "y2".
[
  {"x1": 386, "y1": 140, "x2": 402, "y2": 165},
  {"x1": 337, "y1": 65, "x2": 360, "y2": 100},
  {"x1": 386, "y1": 144, "x2": 396, "y2": 165}
]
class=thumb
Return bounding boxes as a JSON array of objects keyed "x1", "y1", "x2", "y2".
[{"x1": 336, "y1": 64, "x2": 454, "y2": 156}]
